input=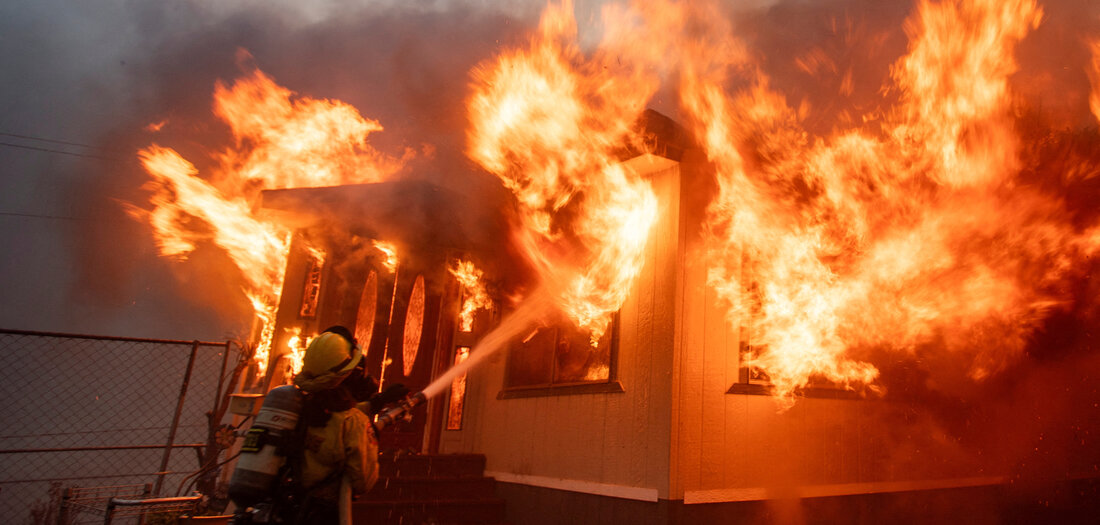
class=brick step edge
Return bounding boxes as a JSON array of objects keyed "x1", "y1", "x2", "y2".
[
  {"x1": 372, "y1": 475, "x2": 496, "y2": 483},
  {"x1": 352, "y1": 498, "x2": 506, "y2": 525},
  {"x1": 376, "y1": 454, "x2": 487, "y2": 478},
  {"x1": 355, "y1": 498, "x2": 506, "y2": 508}
]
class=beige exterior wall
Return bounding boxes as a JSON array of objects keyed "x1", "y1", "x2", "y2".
[
  {"x1": 438, "y1": 155, "x2": 683, "y2": 501},
  {"x1": 439, "y1": 152, "x2": 989, "y2": 503},
  {"x1": 669, "y1": 175, "x2": 994, "y2": 503}
]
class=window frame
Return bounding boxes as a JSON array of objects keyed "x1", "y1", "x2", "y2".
[
  {"x1": 725, "y1": 260, "x2": 863, "y2": 400},
  {"x1": 498, "y1": 311, "x2": 625, "y2": 399}
]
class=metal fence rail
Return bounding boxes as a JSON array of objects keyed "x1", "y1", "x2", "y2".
[{"x1": 0, "y1": 329, "x2": 238, "y2": 524}]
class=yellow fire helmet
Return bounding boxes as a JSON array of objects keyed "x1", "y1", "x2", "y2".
[{"x1": 295, "y1": 330, "x2": 363, "y2": 393}]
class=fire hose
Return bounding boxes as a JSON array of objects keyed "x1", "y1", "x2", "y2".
[{"x1": 372, "y1": 391, "x2": 427, "y2": 430}]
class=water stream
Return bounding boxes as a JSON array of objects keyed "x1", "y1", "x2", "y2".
[{"x1": 420, "y1": 288, "x2": 554, "y2": 400}]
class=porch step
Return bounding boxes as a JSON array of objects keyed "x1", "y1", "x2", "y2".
[
  {"x1": 377, "y1": 452, "x2": 487, "y2": 479},
  {"x1": 352, "y1": 498, "x2": 507, "y2": 525},
  {"x1": 357, "y1": 453, "x2": 506, "y2": 525},
  {"x1": 362, "y1": 476, "x2": 497, "y2": 501}
]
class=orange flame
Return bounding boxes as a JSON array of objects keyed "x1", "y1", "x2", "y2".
[
  {"x1": 134, "y1": 66, "x2": 404, "y2": 378},
  {"x1": 212, "y1": 67, "x2": 404, "y2": 190},
  {"x1": 284, "y1": 326, "x2": 308, "y2": 379},
  {"x1": 373, "y1": 240, "x2": 398, "y2": 272},
  {"x1": 449, "y1": 259, "x2": 492, "y2": 332},
  {"x1": 467, "y1": 0, "x2": 659, "y2": 342},
  {"x1": 134, "y1": 146, "x2": 292, "y2": 377},
  {"x1": 891, "y1": 0, "x2": 1041, "y2": 187},
  {"x1": 654, "y1": 0, "x2": 1100, "y2": 400}
]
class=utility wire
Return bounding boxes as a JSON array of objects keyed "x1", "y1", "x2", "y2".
[
  {"x1": 0, "y1": 424, "x2": 205, "y2": 439},
  {"x1": 0, "y1": 141, "x2": 124, "y2": 162},
  {"x1": 0, "y1": 211, "x2": 78, "y2": 221},
  {"x1": 0, "y1": 131, "x2": 118, "y2": 152}
]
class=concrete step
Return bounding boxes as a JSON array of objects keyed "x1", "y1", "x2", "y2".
[
  {"x1": 362, "y1": 453, "x2": 503, "y2": 524},
  {"x1": 363, "y1": 476, "x2": 497, "y2": 502},
  {"x1": 377, "y1": 453, "x2": 487, "y2": 479},
  {"x1": 352, "y1": 498, "x2": 507, "y2": 525}
]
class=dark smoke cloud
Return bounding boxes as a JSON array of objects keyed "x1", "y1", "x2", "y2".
[{"x1": 0, "y1": 1, "x2": 541, "y2": 339}]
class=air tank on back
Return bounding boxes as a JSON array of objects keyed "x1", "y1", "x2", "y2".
[{"x1": 227, "y1": 384, "x2": 303, "y2": 508}]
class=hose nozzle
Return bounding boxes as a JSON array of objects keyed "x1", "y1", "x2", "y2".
[{"x1": 374, "y1": 391, "x2": 426, "y2": 430}]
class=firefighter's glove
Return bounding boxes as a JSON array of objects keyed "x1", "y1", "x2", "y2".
[
  {"x1": 371, "y1": 383, "x2": 410, "y2": 409},
  {"x1": 344, "y1": 372, "x2": 380, "y2": 403}
]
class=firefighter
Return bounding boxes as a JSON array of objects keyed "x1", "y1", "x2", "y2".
[{"x1": 290, "y1": 326, "x2": 379, "y2": 524}]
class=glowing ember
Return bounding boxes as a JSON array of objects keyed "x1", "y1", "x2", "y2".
[
  {"x1": 467, "y1": 0, "x2": 659, "y2": 343},
  {"x1": 133, "y1": 65, "x2": 405, "y2": 378},
  {"x1": 449, "y1": 259, "x2": 492, "y2": 332}
]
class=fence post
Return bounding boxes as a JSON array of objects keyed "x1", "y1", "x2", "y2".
[
  {"x1": 213, "y1": 341, "x2": 231, "y2": 417},
  {"x1": 56, "y1": 486, "x2": 72, "y2": 525},
  {"x1": 155, "y1": 341, "x2": 199, "y2": 496}
]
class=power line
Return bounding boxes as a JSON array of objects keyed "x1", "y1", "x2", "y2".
[
  {"x1": 0, "y1": 141, "x2": 124, "y2": 162},
  {"x1": 0, "y1": 131, "x2": 116, "y2": 152},
  {"x1": 0, "y1": 424, "x2": 204, "y2": 439},
  {"x1": 0, "y1": 210, "x2": 78, "y2": 220}
]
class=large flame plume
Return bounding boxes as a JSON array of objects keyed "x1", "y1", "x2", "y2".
[
  {"x1": 467, "y1": 0, "x2": 660, "y2": 342},
  {"x1": 132, "y1": 65, "x2": 405, "y2": 377},
  {"x1": 131, "y1": 0, "x2": 1100, "y2": 405},
  {"x1": 654, "y1": 0, "x2": 1099, "y2": 399},
  {"x1": 470, "y1": 0, "x2": 1100, "y2": 401}
]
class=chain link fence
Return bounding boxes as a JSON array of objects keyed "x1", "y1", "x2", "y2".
[{"x1": 0, "y1": 329, "x2": 244, "y2": 524}]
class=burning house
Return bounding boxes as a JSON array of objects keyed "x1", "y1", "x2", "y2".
[
  {"x1": 128, "y1": 0, "x2": 1100, "y2": 522},
  {"x1": 243, "y1": 110, "x2": 1052, "y2": 524}
]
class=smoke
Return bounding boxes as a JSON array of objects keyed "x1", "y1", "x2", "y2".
[
  {"x1": 0, "y1": 0, "x2": 767, "y2": 335},
  {"x1": 0, "y1": 0, "x2": 554, "y2": 339},
  {"x1": 740, "y1": 0, "x2": 1100, "y2": 130}
]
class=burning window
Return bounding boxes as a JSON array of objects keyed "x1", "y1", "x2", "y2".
[
  {"x1": 402, "y1": 274, "x2": 425, "y2": 377},
  {"x1": 502, "y1": 312, "x2": 618, "y2": 394},
  {"x1": 728, "y1": 260, "x2": 849, "y2": 398},
  {"x1": 446, "y1": 346, "x2": 471, "y2": 430},
  {"x1": 299, "y1": 251, "x2": 325, "y2": 318},
  {"x1": 354, "y1": 270, "x2": 378, "y2": 354}
]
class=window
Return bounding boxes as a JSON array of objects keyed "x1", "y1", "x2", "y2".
[
  {"x1": 402, "y1": 274, "x2": 425, "y2": 377},
  {"x1": 354, "y1": 270, "x2": 378, "y2": 351},
  {"x1": 446, "y1": 346, "x2": 470, "y2": 430},
  {"x1": 500, "y1": 312, "x2": 623, "y2": 398},
  {"x1": 726, "y1": 264, "x2": 857, "y2": 399}
]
